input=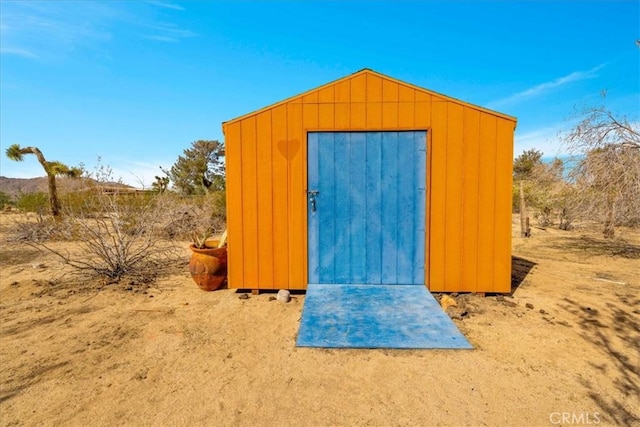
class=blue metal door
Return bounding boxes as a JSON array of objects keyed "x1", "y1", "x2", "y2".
[{"x1": 308, "y1": 131, "x2": 426, "y2": 285}]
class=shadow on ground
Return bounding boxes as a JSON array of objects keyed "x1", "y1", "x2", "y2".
[
  {"x1": 511, "y1": 256, "x2": 536, "y2": 294},
  {"x1": 548, "y1": 235, "x2": 640, "y2": 259},
  {"x1": 559, "y1": 294, "x2": 640, "y2": 426},
  {"x1": 0, "y1": 305, "x2": 96, "y2": 338},
  {"x1": 0, "y1": 247, "x2": 42, "y2": 268},
  {"x1": 0, "y1": 361, "x2": 70, "y2": 404}
]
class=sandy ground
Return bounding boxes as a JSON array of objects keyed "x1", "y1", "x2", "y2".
[{"x1": 1, "y1": 213, "x2": 638, "y2": 427}]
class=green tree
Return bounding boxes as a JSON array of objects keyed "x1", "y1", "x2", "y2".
[
  {"x1": 513, "y1": 148, "x2": 544, "y2": 181},
  {"x1": 5, "y1": 145, "x2": 82, "y2": 217},
  {"x1": 513, "y1": 149, "x2": 574, "y2": 232},
  {"x1": 166, "y1": 140, "x2": 225, "y2": 195},
  {"x1": 512, "y1": 149, "x2": 544, "y2": 236},
  {"x1": 527, "y1": 158, "x2": 574, "y2": 229}
]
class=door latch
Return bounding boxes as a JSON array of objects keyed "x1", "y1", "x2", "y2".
[{"x1": 308, "y1": 190, "x2": 319, "y2": 213}]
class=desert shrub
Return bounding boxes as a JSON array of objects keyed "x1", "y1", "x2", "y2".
[
  {"x1": 210, "y1": 190, "x2": 226, "y2": 220},
  {"x1": 160, "y1": 191, "x2": 226, "y2": 240},
  {"x1": 8, "y1": 212, "x2": 60, "y2": 242},
  {"x1": 15, "y1": 192, "x2": 49, "y2": 214},
  {"x1": 7, "y1": 182, "x2": 227, "y2": 284},
  {"x1": 60, "y1": 190, "x2": 102, "y2": 214},
  {"x1": 13, "y1": 191, "x2": 184, "y2": 284},
  {"x1": 0, "y1": 191, "x2": 12, "y2": 209},
  {"x1": 561, "y1": 103, "x2": 639, "y2": 238},
  {"x1": 569, "y1": 146, "x2": 640, "y2": 235}
]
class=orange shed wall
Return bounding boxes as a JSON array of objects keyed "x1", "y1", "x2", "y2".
[{"x1": 223, "y1": 72, "x2": 515, "y2": 293}]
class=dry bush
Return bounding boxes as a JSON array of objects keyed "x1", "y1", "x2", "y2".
[
  {"x1": 8, "y1": 212, "x2": 61, "y2": 243},
  {"x1": 57, "y1": 194, "x2": 184, "y2": 280},
  {"x1": 569, "y1": 146, "x2": 640, "y2": 234},
  {"x1": 562, "y1": 104, "x2": 640, "y2": 237},
  {"x1": 9, "y1": 192, "x2": 183, "y2": 284},
  {"x1": 158, "y1": 191, "x2": 226, "y2": 241},
  {"x1": 6, "y1": 184, "x2": 227, "y2": 285}
]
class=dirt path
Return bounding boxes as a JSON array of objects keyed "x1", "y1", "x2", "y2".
[{"x1": 1, "y1": 214, "x2": 638, "y2": 426}]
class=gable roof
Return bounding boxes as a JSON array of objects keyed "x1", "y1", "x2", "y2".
[{"x1": 223, "y1": 68, "x2": 517, "y2": 127}]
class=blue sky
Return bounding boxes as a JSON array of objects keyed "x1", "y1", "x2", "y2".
[{"x1": 1, "y1": 0, "x2": 638, "y2": 187}]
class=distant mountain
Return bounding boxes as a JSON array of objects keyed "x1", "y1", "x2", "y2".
[{"x1": 0, "y1": 176, "x2": 133, "y2": 199}]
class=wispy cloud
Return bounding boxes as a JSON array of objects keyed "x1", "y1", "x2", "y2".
[
  {"x1": 111, "y1": 159, "x2": 172, "y2": 188},
  {"x1": 143, "y1": 22, "x2": 196, "y2": 43},
  {"x1": 0, "y1": 1, "x2": 194, "y2": 59},
  {"x1": 0, "y1": 47, "x2": 37, "y2": 59},
  {"x1": 145, "y1": 1, "x2": 185, "y2": 11},
  {"x1": 0, "y1": 2, "x2": 114, "y2": 60},
  {"x1": 514, "y1": 124, "x2": 569, "y2": 157},
  {"x1": 488, "y1": 64, "x2": 605, "y2": 109}
]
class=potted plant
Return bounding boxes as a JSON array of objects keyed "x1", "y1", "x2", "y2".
[{"x1": 189, "y1": 230, "x2": 227, "y2": 291}]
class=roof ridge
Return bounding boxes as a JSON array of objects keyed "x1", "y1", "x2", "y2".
[{"x1": 222, "y1": 69, "x2": 516, "y2": 127}]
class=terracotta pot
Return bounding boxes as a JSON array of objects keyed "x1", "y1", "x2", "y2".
[{"x1": 189, "y1": 244, "x2": 228, "y2": 291}]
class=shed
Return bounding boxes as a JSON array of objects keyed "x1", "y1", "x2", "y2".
[{"x1": 222, "y1": 69, "x2": 516, "y2": 293}]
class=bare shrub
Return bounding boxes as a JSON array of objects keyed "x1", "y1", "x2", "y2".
[
  {"x1": 7, "y1": 212, "x2": 58, "y2": 243},
  {"x1": 15, "y1": 191, "x2": 185, "y2": 284},
  {"x1": 6, "y1": 172, "x2": 227, "y2": 285},
  {"x1": 562, "y1": 104, "x2": 640, "y2": 238},
  {"x1": 159, "y1": 191, "x2": 226, "y2": 241},
  {"x1": 569, "y1": 146, "x2": 640, "y2": 236}
]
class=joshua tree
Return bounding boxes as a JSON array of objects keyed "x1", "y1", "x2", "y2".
[{"x1": 5, "y1": 144, "x2": 82, "y2": 217}]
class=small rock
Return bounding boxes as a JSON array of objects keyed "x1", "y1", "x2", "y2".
[
  {"x1": 446, "y1": 306, "x2": 468, "y2": 320},
  {"x1": 32, "y1": 262, "x2": 46, "y2": 269},
  {"x1": 238, "y1": 294, "x2": 249, "y2": 300},
  {"x1": 496, "y1": 295, "x2": 505, "y2": 302},
  {"x1": 525, "y1": 303, "x2": 534, "y2": 310},
  {"x1": 133, "y1": 370, "x2": 148, "y2": 380},
  {"x1": 440, "y1": 295, "x2": 457, "y2": 311},
  {"x1": 277, "y1": 289, "x2": 291, "y2": 303},
  {"x1": 539, "y1": 309, "x2": 546, "y2": 314},
  {"x1": 502, "y1": 299, "x2": 518, "y2": 308},
  {"x1": 10, "y1": 281, "x2": 18, "y2": 286},
  {"x1": 268, "y1": 296, "x2": 276, "y2": 301}
]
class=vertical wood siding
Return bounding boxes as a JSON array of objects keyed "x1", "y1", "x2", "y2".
[
  {"x1": 223, "y1": 70, "x2": 516, "y2": 293},
  {"x1": 307, "y1": 132, "x2": 426, "y2": 286}
]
